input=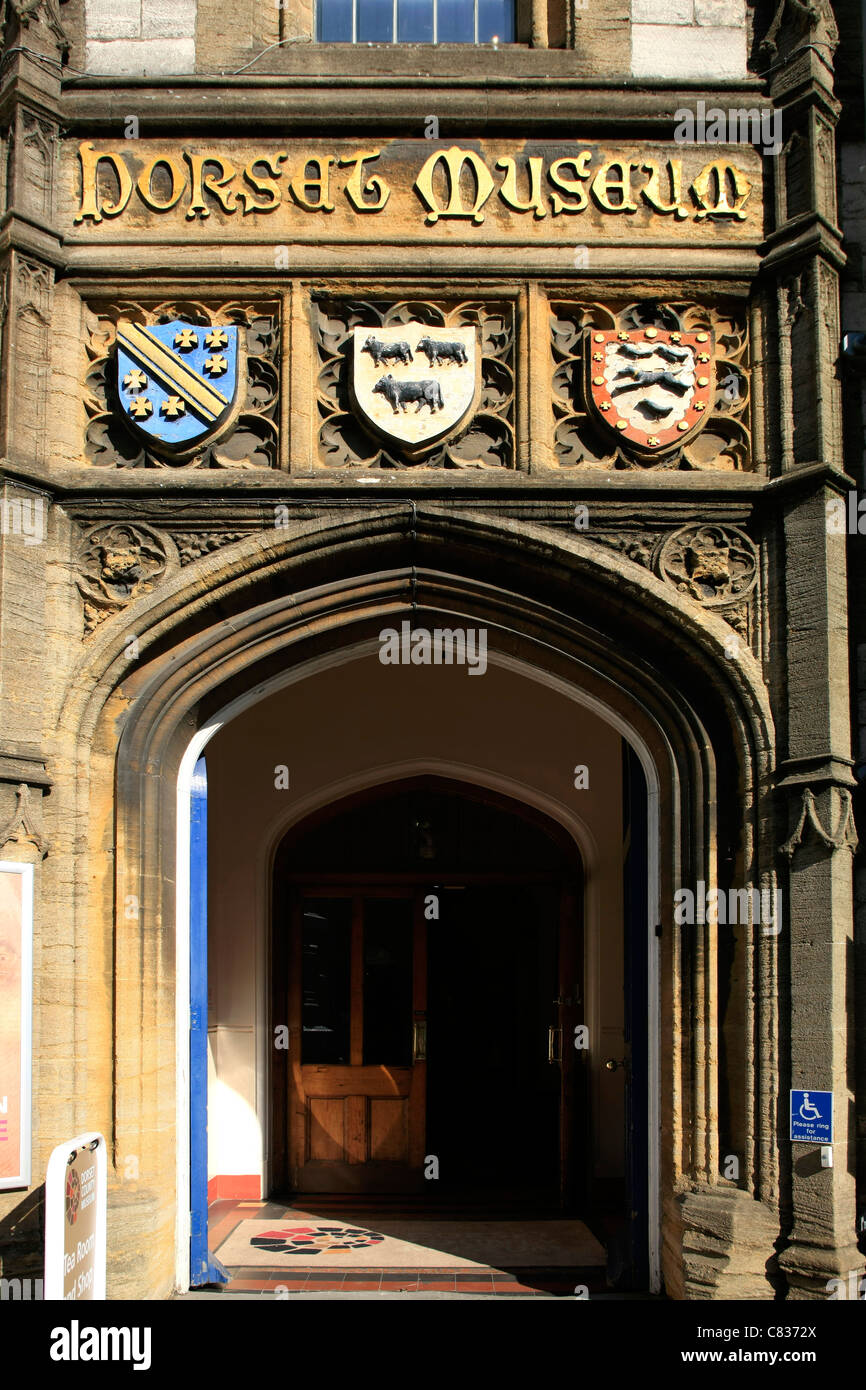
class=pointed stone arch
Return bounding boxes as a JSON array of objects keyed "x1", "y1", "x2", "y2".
[{"x1": 49, "y1": 506, "x2": 779, "y2": 1298}]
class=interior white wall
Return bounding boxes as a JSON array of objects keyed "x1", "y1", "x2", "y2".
[{"x1": 203, "y1": 651, "x2": 625, "y2": 1191}]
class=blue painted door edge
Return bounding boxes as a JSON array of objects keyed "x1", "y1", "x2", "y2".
[{"x1": 189, "y1": 756, "x2": 230, "y2": 1287}]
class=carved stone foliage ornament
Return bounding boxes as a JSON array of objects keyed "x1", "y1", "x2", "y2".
[
  {"x1": 84, "y1": 301, "x2": 279, "y2": 469},
  {"x1": 551, "y1": 301, "x2": 751, "y2": 471},
  {"x1": 76, "y1": 522, "x2": 170, "y2": 634},
  {"x1": 315, "y1": 299, "x2": 514, "y2": 469},
  {"x1": 172, "y1": 531, "x2": 247, "y2": 565}
]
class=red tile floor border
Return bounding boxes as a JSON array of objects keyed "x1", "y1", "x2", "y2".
[{"x1": 209, "y1": 1268, "x2": 596, "y2": 1295}]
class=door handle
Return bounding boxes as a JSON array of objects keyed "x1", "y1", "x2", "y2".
[
  {"x1": 413, "y1": 1020, "x2": 427, "y2": 1061},
  {"x1": 604, "y1": 1056, "x2": 628, "y2": 1073},
  {"x1": 548, "y1": 1026, "x2": 562, "y2": 1065}
]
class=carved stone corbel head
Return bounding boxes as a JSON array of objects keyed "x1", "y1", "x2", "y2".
[
  {"x1": 757, "y1": 0, "x2": 839, "y2": 71},
  {"x1": 1, "y1": 0, "x2": 69, "y2": 66}
]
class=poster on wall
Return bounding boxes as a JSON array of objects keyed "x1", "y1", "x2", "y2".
[{"x1": 0, "y1": 861, "x2": 33, "y2": 1191}]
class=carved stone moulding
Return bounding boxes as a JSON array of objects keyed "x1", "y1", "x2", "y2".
[
  {"x1": 551, "y1": 299, "x2": 752, "y2": 472},
  {"x1": 0, "y1": 0, "x2": 70, "y2": 64},
  {"x1": 83, "y1": 299, "x2": 280, "y2": 469},
  {"x1": 314, "y1": 297, "x2": 514, "y2": 470},
  {"x1": 756, "y1": 0, "x2": 838, "y2": 71},
  {"x1": 12, "y1": 108, "x2": 58, "y2": 222}
]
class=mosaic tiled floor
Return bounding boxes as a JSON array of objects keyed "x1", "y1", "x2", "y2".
[{"x1": 208, "y1": 1199, "x2": 610, "y2": 1296}]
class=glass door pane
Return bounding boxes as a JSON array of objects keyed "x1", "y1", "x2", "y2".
[
  {"x1": 301, "y1": 898, "x2": 351, "y2": 1063},
  {"x1": 363, "y1": 897, "x2": 413, "y2": 1065}
]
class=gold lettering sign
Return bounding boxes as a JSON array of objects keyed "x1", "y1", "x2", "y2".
[{"x1": 66, "y1": 139, "x2": 761, "y2": 243}]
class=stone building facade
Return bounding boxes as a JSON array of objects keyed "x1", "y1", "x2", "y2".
[{"x1": 0, "y1": 0, "x2": 864, "y2": 1300}]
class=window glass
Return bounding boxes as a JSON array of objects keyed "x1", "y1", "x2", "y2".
[
  {"x1": 357, "y1": 0, "x2": 394, "y2": 41},
  {"x1": 318, "y1": 0, "x2": 353, "y2": 40},
  {"x1": 398, "y1": 0, "x2": 434, "y2": 42},
  {"x1": 436, "y1": 0, "x2": 474, "y2": 41},
  {"x1": 478, "y1": 0, "x2": 512, "y2": 40},
  {"x1": 318, "y1": 0, "x2": 514, "y2": 43}
]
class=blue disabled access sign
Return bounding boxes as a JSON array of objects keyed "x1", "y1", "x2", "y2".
[{"x1": 790, "y1": 1090, "x2": 833, "y2": 1143}]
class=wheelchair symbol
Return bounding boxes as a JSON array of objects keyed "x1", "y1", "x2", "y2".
[{"x1": 799, "y1": 1093, "x2": 822, "y2": 1121}]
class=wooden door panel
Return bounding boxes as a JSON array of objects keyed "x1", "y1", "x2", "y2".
[
  {"x1": 309, "y1": 1098, "x2": 344, "y2": 1161},
  {"x1": 345, "y1": 1095, "x2": 366, "y2": 1164},
  {"x1": 302, "y1": 1064, "x2": 412, "y2": 1097},
  {"x1": 302, "y1": 1094, "x2": 411, "y2": 1165},
  {"x1": 370, "y1": 1098, "x2": 409, "y2": 1161}
]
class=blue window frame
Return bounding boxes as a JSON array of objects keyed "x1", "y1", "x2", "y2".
[{"x1": 318, "y1": 0, "x2": 514, "y2": 42}]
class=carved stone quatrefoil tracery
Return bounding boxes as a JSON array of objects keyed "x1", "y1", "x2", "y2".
[
  {"x1": 594, "y1": 520, "x2": 759, "y2": 648},
  {"x1": 658, "y1": 524, "x2": 758, "y2": 606}
]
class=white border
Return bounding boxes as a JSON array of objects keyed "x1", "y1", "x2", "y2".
[
  {"x1": 0, "y1": 860, "x2": 34, "y2": 1191},
  {"x1": 44, "y1": 1131, "x2": 108, "y2": 1300},
  {"x1": 173, "y1": 643, "x2": 664, "y2": 1294}
]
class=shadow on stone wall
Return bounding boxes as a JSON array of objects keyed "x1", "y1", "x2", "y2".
[{"x1": 0, "y1": 1186, "x2": 44, "y2": 1296}]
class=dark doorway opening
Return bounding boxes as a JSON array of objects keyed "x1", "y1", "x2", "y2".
[
  {"x1": 271, "y1": 778, "x2": 585, "y2": 1212},
  {"x1": 426, "y1": 882, "x2": 564, "y2": 1204}
]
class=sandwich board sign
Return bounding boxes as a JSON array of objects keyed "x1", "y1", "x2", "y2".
[
  {"x1": 789, "y1": 1090, "x2": 833, "y2": 1144},
  {"x1": 44, "y1": 1131, "x2": 107, "y2": 1300}
]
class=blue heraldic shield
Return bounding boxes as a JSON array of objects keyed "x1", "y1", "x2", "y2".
[{"x1": 115, "y1": 320, "x2": 239, "y2": 454}]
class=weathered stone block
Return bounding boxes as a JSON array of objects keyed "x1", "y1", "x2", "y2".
[
  {"x1": 196, "y1": 0, "x2": 280, "y2": 70},
  {"x1": 85, "y1": 38, "x2": 196, "y2": 74},
  {"x1": 572, "y1": 0, "x2": 631, "y2": 77},
  {"x1": 631, "y1": 23, "x2": 746, "y2": 78},
  {"x1": 141, "y1": 0, "x2": 197, "y2": 41},
  {"x1": 632, "y1": 0, "x2": 692, "y2": 23},
  {"x1": 672, "y1": 1188, "x2": 781, "y2": 1299},
  {"x1": 85, "y1": 0, "x2": 141, "y2": 41},
  {"x1": 694, "y1": 0, "x2": 743, "y2": 24}
]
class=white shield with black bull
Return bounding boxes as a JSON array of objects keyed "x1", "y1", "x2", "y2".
[{"x1": 351, "y1": 323, "x2": 479, "y2": 453}]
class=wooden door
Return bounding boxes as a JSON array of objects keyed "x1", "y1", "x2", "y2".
[{"x1": 288, "y1": 889, "x2": 427, "y2": 1192}]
